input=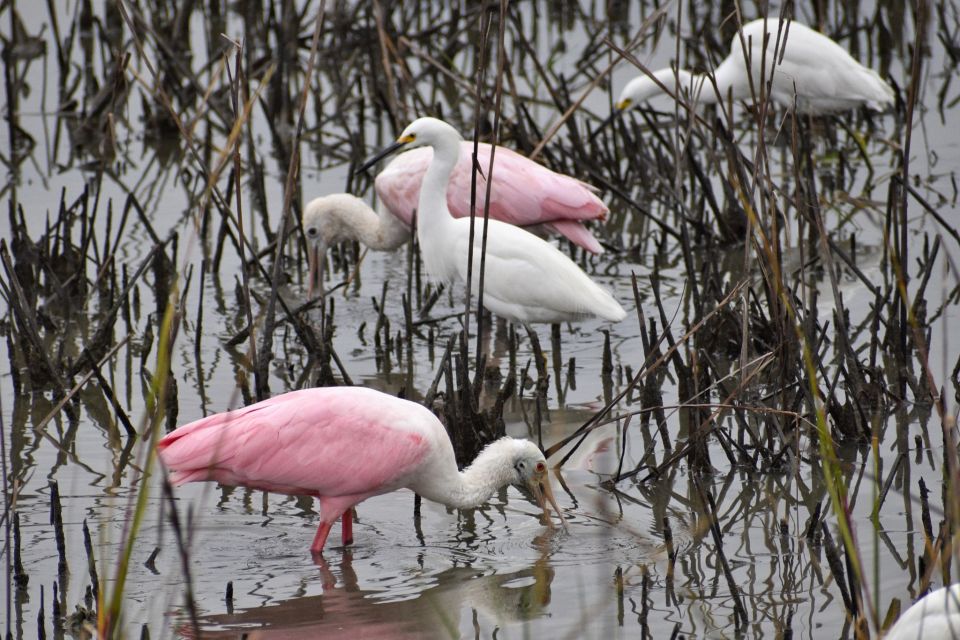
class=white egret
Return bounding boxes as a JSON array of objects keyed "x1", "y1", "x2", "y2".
[{"x1": 616, "y1": 18, "x2": 894, "y2": 115}]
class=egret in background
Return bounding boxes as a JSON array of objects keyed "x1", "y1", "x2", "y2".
[
  {"x1": 615, "y1": 18, "x2": 894, "y2": 115},
  {"x1": 359, "y1": 117, "x2": 627, "y2": 325},
  {"x1": 158, "y1": 386, "x2": 566, "y2": 555}
]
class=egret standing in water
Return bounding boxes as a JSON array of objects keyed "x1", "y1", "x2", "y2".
[
  {"x1": 615, "y1": 18, "x2": 894, "y2": 115},
  {"x1": 158, "y1": 386, "x2": 565, "y2": 555},
  {"x1": 358, "y1": 117, "x2": 626, "y2": 325}
]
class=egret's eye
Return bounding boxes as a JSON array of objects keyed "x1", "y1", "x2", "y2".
[
  {"x1": 535, "y1": 462, "x2": 546, "y2": 473},
  {"x1": 306, "y1": 227, "x2": 318, "y2": 237}
]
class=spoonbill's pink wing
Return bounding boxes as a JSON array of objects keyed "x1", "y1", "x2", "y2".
[
  {"x1": 158, "y1": 388, "x2": 434, "y2": 499},
  {"x1": 375, "y1": 142, "x2": 606, "y2": 253},
  {"x1": 373, "y1": 151, "x2": 424, "y2": 226},
  {"x1": 447, "y1": 143, "x2": 606, "y2": 223}
]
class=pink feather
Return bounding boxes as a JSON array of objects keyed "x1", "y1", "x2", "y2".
[
  {"x1": 158, "y1": 387, "x2": 438, "y2": 552},
  {"x1": 375, "y1": 142, "x2": 606, "y2": 254}
]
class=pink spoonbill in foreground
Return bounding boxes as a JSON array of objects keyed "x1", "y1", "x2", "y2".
[
  {"x1": 157, "y1": 386, "x2": 565, "y2": 554},
  {"x1": 303, "y1": 142, "x2": 607, "y2": 296},
  {"x1": 358, "y1": 117, "x2": 626, "y2": 325}
]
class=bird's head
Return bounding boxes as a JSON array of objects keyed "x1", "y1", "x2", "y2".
[
  {"x1": 395, "y1": 117, "x2": 462, "y2": 150},
  {"x1": 302, "y1": 197, "x2": 330, "y2": 299},
  {"x1": 357, "y1": 117, "x2": 462, "y2": 174},
  {"x1": 507, "y1": 440, "x2": 567, "y2": 530},
  {"x1": 301, "y1": 194, "x2": 370, "y2": 298},
  {"x1": 615, "y1": 75, "x2": 653, "y2": 112}
]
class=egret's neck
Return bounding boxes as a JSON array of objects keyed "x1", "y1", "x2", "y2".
[
  {"x1": 416, "y1": 137, "x2": 462, "y2": 280},
  {"x1": 415, "y1": 438, "x2": 519, "y2": 509},
  {"x1": 626, "y1": 68, "x2": 705, "y2": 104},
  {"x1": 669, "y1": 69, "x2": 716, "y2": 105},
  {"x1": 417, "y1": 139, "x2": 459, "y2": 230}
]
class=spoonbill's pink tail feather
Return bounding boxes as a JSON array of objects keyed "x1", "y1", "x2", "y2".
[
  {"x1": 545, "y1": 220, "x2": 604, "y2": 254},
  {"x1": 167, "y1": 469, "x2": 210, "y2": 486}
]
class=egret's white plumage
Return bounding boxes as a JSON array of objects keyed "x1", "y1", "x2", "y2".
[
  {"x1": 368, "y1": 117, "x2": 626, "y2": 325},
  {"x1": 883, "y1": 584, "x2": 960, "y2": 639},
  {"x1": 616, "y1": 18, "x2": 894, "y2": 115}
]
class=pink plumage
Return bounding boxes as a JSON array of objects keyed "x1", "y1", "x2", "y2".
[
  {"x1": 158, "y1": 386, "x2": 566, "y2": 555},
  {"x1": 375, "y1": 142, "x2": 607, "y2": 254},
  {"x1": 158, "y1": 387, "x2": 438, "y2": 553}
]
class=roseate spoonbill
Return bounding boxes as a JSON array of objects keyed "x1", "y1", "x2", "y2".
[
  {"x1": 157, "y1": 387, "x2": 565, "y2": 554},
  {"x1": 302, "y1": 144, "x2": 607, "y2": 296},
  {"x1": 358, "y1": 117, "x2": 627, "y2": 325},
  {"x1": 884, "y1": 584, "x2": 960, "y2": 639},
  {"x1": 615, "y1": 18, "x2": 894, "y2": 115}
]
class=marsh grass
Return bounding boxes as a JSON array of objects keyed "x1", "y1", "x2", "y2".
[{"x1": 2, "y1": 0, "x2": 959, "y2": 637}]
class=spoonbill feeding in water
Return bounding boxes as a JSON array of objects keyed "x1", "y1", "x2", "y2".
[
  {"x1": 157, "y1": 386, "x2": 565, "y2": 554},
  {"x1": 615, "y1": 18, "x2": 894, "y2": 115},
  {"x1": 358, "y1": 117, "x2": 627, "y2": 325}
]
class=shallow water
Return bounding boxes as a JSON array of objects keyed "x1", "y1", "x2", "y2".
[{"x1": 3, "y1": 1, "x2": 960, "y2": 638}]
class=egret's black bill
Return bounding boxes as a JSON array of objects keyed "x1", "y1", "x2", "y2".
[
  {"x1": 357, "y1": 140, "x2": 408, "y2": 174},
  {"x1": 589, "y1": 110, "x2": 623, "y2": 142}
]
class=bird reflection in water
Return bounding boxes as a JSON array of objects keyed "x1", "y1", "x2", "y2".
[{"x1": 180, "y1": 548, "x2": 555, "y2": 639}]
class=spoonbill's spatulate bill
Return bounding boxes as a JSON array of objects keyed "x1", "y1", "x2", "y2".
[
  {"x1": 616, "y1": 18, "x2": 894, "y2": 115},
  {"x1": 157, "y1": 387, "x2": 565, "y2": 554},
  {"x1": 883, "y1": 584, "x2": 960, "y2": 640},
  {"x1": 359, "y1": 117, "x2": 627, "y2": 325}
]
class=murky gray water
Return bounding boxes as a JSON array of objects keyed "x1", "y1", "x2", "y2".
[{"x1": 3, "y1": 1, "x2": 960, "y2": 638}]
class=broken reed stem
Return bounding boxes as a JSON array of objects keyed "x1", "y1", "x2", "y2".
[
  {"x1": 82, "y1": 520, "x2": 100, "y2": 602},
  {"x1": 227, "y1": 42, "x2": 260, "y2": 382},
  {"x1": 161, "y1": 478, "x2": 200, "y2": 636},
  {"x1": 14, "y1": 512, "x2": 28, "y2": 589},
  {"x1": 473, "y1": 0, "x2": 508, "y2": 373},
  {"x1": 256, "y1": 4, "x2": 326, "y2": 400},
  {"x1": 48, "y1": 482, "x2": 67, "y2": 577},
  {"x1": 464, "y1": 6, "x2": 494, "y2": 375}
]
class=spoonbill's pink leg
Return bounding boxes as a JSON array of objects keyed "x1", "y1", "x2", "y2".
[
  {"x1": 341, "y1": 509, "x2": 354, "y2": 546},
  {"x1": 311, "y1": 521, "x2": 333, "y2": 554}
]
